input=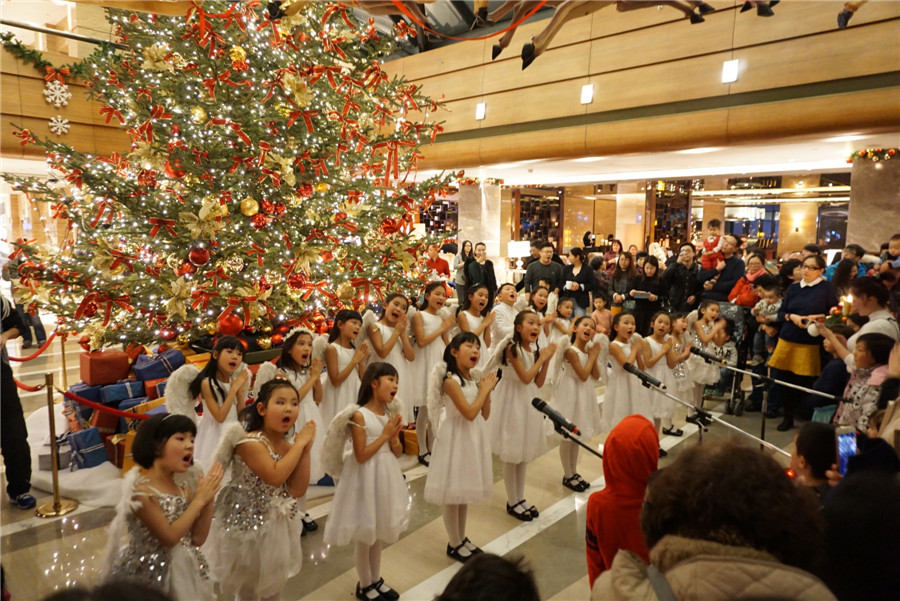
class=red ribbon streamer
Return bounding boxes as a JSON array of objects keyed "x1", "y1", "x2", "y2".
[
  {"x1": 148, "y1": 217, "x2": 177, "y2": 237},
  {"x1": 62, "y1": 391, "x2": 150, "y2": 421},
  {"x1": 7, "y1": 331, "x2": 58, "y2": 362}
]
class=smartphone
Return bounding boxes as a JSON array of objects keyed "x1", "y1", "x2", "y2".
[{"x1": 835, "y1": 426, "x2": 858, "y2": 476}]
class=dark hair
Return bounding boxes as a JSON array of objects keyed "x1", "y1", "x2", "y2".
[
  {"x1": 746, "y1": 251, "x2": 766, "y2": 269},
  {"x1": 357, "y1": 362, "x2": 399, "y2": 406},
  {"x1": 828, "y1": 324, "x2": 855, "y2": 340},
  {"x1": 802, "y1": 254, "x2": 827, "y2": 270},
  {"x1": 891, "y1": 233, "x2": 900, "y2": 242},
  {"x1": 444, "y1": 332, "x2": 480, "y2": 381},
  {"x1": 497, "y1": 282, "x2": 516, "y2": 299},
  {"x1": 720, "y1": 318, "x2": 735, "y2": 340},
  {"x1": 780, "y1": 258, "x2": 802, "y2": 288},
  {"x1": 612, "y1": 253, "x2": 636, "y2": 281},
  {"x1": 569, "y1": 247, "x2": 584, "y2": 263},
  {"x1": 379, "y1": 293, "x2": 410, "y2": 322},
  {"x1": 40, "y1": 582, "x2": 174, "y2": 601},
  {"x1": 610, "y1": 239, "x2": 622, "y2": 253},
  {"x1": 832, "y1": 259, "x2": 858, "y2": 295},
  {"x1": 555, "y1": 296, "x2": 574, "y2": 318},
  {"x1": 844, "y1": 244, "x2": 865, "y2": 260},
  {"x1": 435, "y1": 553, "x2": 539, "y2": 601},
  {"x1": 242, "y1": 379, "x2": 298, "y2": 432},
  {"x1": 856, "y1": 333, "x2": 895, "y2": 365},
  {"x1": 612, "y1": 310, "x2": 635, "y2": 337},
  {"x1": 189, "y1": 335, "x2": 245, "y2": 400},
  {"x1": 849, "y1": 276, "x2": 889, "y2": 307},
  {"x1": 641, "y1": 441, "x2": 824, "y2": 572},
  {"x1": 502, "y1": 310, "x2": 538, "y2": 365},
  {"x1": 641, "y1": 255, "x2": 660, "y2": 279},
  {"x1": 328, "y1": 309, "x2": 363, "y2": 343},
  {"x1": 419, "y1": 281, "x2": 447, "y2": 311},
  {"x1": 589, "y1": 255, "x2": 603, "y2": 271},
  {"x1": 131, "y1": 414, "x2": 197, "y2": 469},
  {"x1": 803, "y1": 243, "x2": 822, "y2": 255},
  {"x1": 459, "y1": 240, "x2": 473, "y2": 260},
  {"x1": 528, "y1": 285, "x2": 549, "y2": 315},
  {"x1": 727, "y1": 234, "x2": 743, "y2": 250},
  {"x1": 754, "y1": 273, "x2": 778, "y2": 291},
  {"x1": 698, "y1": 299, "x2": 719, "y2": 314},
  {"x1": 678, "y1": 242, "x2": 696, "y2": 254},
  {"x1": 460, "y1": 284, "x2": 490, "y2": 317},
  {"x1": 277, "y1": 329, "x2": 313, "y2": 373},
  {"x1": 648, "y1": 311, "x2": 671, "y2": 332},
  {"x1": 569, "y1": 316, "x2": 595, "y2": 343},
  {"x1": 707, "y1": 219, "x2": 722, "y2": 229},
  {"x1": 538, "y1": 241, "x2": 553, "y2": 251},
  {"x1": 847, "y1": 313, "x2": 869, "y2": 329},
  {"x1": 795, "y1": 422, "x2": 837, "y2": 481}
]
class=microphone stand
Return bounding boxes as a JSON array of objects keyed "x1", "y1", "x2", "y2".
[
  {"x1": 552, "y1": 423, "x2": 603, "y2": 459},
  {"x1": 628, "y1": 374, "x2": 790, "y2": 458}
]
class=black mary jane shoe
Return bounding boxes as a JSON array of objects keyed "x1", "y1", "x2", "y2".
[
  {"x1": 506, "y1": 502, "x2": 533, "y2": 522},
  {"x1": 662, "y1": 426, "x2": 684, "y2": 437},
  {"x1": 521, "y1": 500, "x2": 539, "y2": 519},
  {"x1": 356, "y1": 582, "x2": 386, "y2": 601},
  {"x1": 446, "y1": 542, "x2": 473, "y2": 564},
  {"x1": 573, "y1": 473, "x2": 590, "y2": 492},
  {"x1": 462, "y1": 537, "x2": 483, "y2": 554},
  {"x1": 372, "y1": 578, "x2": 399, "y2": 601},
  {"x1": 659, "y1": 447, "x2": 669, "y2": 458},
  {"x1": 562, "y1": 475, "x2": 582, "y2": 492},
  {"x1": 417, "y1": 453, "x2": 430, "y2": 467},
  {"x1": 302, "y1": 513, "x2": 318, "y2": 532}
]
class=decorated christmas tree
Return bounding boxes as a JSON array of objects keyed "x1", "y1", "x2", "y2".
[{"x1": 5, "y1": 1, "x2": 451, "y2": 350}]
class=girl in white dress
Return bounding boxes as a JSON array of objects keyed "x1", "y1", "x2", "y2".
[
  {"x1": 602, "y1": 312, "x2": 653, "y2": 432},
  {"x1": 457, "y1": 284, "x2": 494, "y2": 369},
  {"x1": 553, "y1": 316, "x2": 603, "y2": 492},
  {"x1": 425, "y1": 332, "x2": 499, "y2": 563},
  {"x1": 640, "y1": 312, "x2": 678, "y2": 456},
  {"x1": 321, "y1": 309, "x2": 370, "y2": 428},
  {"x1": 367, "y1": 293, "x2": 416, "y2": 426},
  {"x1": 104, "y1": 414, "x2": 223, "y2": 601},
  {"x1": 323, "y1": 363, "x2": 409, "y2": 601},
  {"x1": 252, "y1": 327, "x2": 324, "y2": 533},
  {"x1": 549, "y1": 297, "x2": 575, "y2": 345},
  {"x1": 666, "y1": 313, "x2": 692, "y2": 437},
  {"x1": 412, "y1": 282, "x2": 456, "y2": 465},
  {"x1": 206, "y1": 380, "x2": 315, "y2": 601},
  {"x1": 492, "y1": 310, "x2": 557, "y2": 521},
  {"x1": 190, "y1": 336, "x2": 251, "y2": 469},
  {"x1": 491, "y1": 283, "x2": 519, "y2": 346},
  {"x1": 529, "y1": 285, "x2": 554, "y2": 349},
  {"x1": 688, "y1": 301, "x2": 726, "y2": 422}
]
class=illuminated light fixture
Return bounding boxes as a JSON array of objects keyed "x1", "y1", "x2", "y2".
[
  {"x1": 824, "y1": 134, "x2": 866, "y2": 143},
  {"x1": 580, "y1": 84, "x2": 594, "y2": 105},
  {"x1": 721, "y1": 59, "x2": 739, "y2": 83},
  {"x1": 678, "y1": 147, "x2": 721, "y2": 154},
  {"x1": 573, "y1": 156, "x2": 605, "y2": 162},
  {"x1": 475, "y1": 102, "x2": 486, "y2": 120}
]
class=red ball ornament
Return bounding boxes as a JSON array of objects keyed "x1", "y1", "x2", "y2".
[
  {"x1": 298, "y1": 182, "x2": 314, "y2": 197},
  {"x1": 173, "y1": 261, "x2": 196, "y2": 277},
  {"x1": 334, "y1": 211, "x2": 347, "y2": 222},
  {"x1": 271, "y1": 333, "x2": 283, "y2": 346},
  {"x1": 78, "y1": 336, "x2": 92, "y2": 351},
  {"x1": 288, "y1": 272, "x2": 307, "y2": 290},
  {"x1": 188, "y1": 246, "x2": 211, "y2": 266},
  {"x1": 164, "y1": 159, "x2": 186, "y2": 178},
  {"x1": 250, "y1": 214, "x2": 270, "y2": 230},
  {"x1": 273, "y1": 201, "x2": 286, "y2": 217},
  {"x1": 243, "y1": 325, "x2": 256, "y2": 335},
  {"x1": 217, "y1": 314, "x2": 243, "y2": 336},
  {"x1": 159, "y1": 325, "x2": 177, "y2": 341},
  {"x1": 276, "y1": 323, "x2": 291, "y2": 334}
]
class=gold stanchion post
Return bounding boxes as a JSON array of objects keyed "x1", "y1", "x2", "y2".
[
  {"x1": 59, "y1": 332, "x2": 69, "y2": 389},
  {"x1": 36, "y1": 372, "x2": 78, "y2": 518}
]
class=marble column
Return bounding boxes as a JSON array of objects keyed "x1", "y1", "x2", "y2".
[
  {"x1": 847, "y1": 157, "x2": 900, "y2": 250},
  {"x1": 458, "y1": 182, "x2": 505, "y2": 279}
]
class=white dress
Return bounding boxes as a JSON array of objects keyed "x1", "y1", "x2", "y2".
[
  {"x1": 414, "y1": 312, "x2": 446, "y2": 407},
  {"x1": 491, "y1": 302, "x2": 517, "y2": 344},
  {"x1": 369, "y1": 322, "x2": 414, "y2": 424},
  {"x1": 323, "y1": 407, "x2": 411, "y2": 546},
  {"x1": 253, "y1": 362, "x2": 325, "y2": 483},
  {"x1": 107, "y1": 476, "x2": 213, "y2": 601},
  {"x1": 690, "y1": 322, "x2": 720, "y2": 385},
  {"x1": 646, "y1": 337, "x2": 676, "y2": 420},
  {"x1": 601, "y1": 339, "x2": 653, "y2": 432},
  {"x1": 549, "y1": 318, "x2": 571, "y2": 346},
  {"x1": 424, "y1": 375, "x2": 492, "y2": 505},
  {"x1": 553, "y1": 347, "x2": 602, "y2": 440},
  {"x1": 206, "y1": 433, "x2": 304, "y2": 600},
  {"x1": 321, "y1": 343, "x2": 361, "y2": 427},
  {"x1": 671, "y1": 334, "x2": 694, "y2": 395},
  {"x1": 195, "y1": 369, "x2": 248, "y2": 470},
  {"x1": 491, "y1": 344, "x2": 548, "y2": 463},
  {"x1": 461, "y1": 311, "x2": 489, "y2": 369}
]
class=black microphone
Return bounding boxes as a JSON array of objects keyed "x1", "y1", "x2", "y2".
[
  {"x1": 623, "y1": 362, "x2": 665, "y2": 389},
  {"x1": 532, "y1": 398, "x2": 580, "y2": 435},
  {"x1": 689, "y1": 346, "x2": 725, "y2": 365}
]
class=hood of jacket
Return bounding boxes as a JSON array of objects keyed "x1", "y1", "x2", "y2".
[{"x1": 602, "y1": 415, "x2": 659, "y2": 499}]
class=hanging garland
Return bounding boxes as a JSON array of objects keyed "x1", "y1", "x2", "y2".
[
  {"x1": 847, "y1": 148, "x2": 898, "y2": 163},
  {"x1": 0, "y1": 31, "x2": 110, "y2": 80}
]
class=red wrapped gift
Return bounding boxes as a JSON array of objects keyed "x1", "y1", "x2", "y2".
[
  {"x1": 144, "y1": 378, "x2": 168, "y2": 399},
  {"x1": 90, "y1": 408, "x2": 120, "y2": 436},
  {"x1": 80, "y1": 351, "x2": 131, "y2": 386},
  {"x1": 104, "y1": 433, "x2": 128, "y2": 468}
]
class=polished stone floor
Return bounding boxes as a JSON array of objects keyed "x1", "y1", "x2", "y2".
[{"x1": 2, "y1": 331, "x2": 797, "y2": 601}]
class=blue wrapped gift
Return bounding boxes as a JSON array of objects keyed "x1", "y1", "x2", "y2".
[
  {"x1": 100, "y1": 380, "x2": 144, "y2": 404},
  {"x1": 146, "y1": 404, "x2": 168, "y2": 416},
  {"x1": 68, "y1": 383, "x2": 103, "y2": 420},
  {"x1": 155, "y1": 380, "x2": 168, "y2": 398},
  {"x1": 69, "y1": 427, "x2": 109, "y2": 470},
  {"x1": 119, "y1": 397, "x2": 149, "y2": 412},
  {"x1": 132, "y1": 349, "x2": 185, "y2": 381}
]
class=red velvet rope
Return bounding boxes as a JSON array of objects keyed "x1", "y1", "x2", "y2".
[
  {"x1": 390, "y1": 0, "x2": 547, "y2": 42},
  {"x1": 8, "y1": 331, "x2": 58, "y2": 362},
  {"x1": 14, "y1": 379, "x2": 45, "y2": 392},
  {"x1": 61, "y1": 390, "x2": 150, "y2": 421}
]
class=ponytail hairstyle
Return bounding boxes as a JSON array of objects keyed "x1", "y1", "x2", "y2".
[
  {"x1": 458, "y1": 283, "x2": 489, "y2": 317},
  {"x1": 189, "y1": 335, "x2": 245, "y2": 401},
  {"x1": 357, "y1": 362, "x2": 399, "y2": 406},
  {"x1": 611, "y1": 311, "x2": 635, "y2": 338},
  {"x1": 503, "y1": 310, "x2": 539, "y2": 365},
  {"x1": 529, "y1": 285, "x2": 550, "y2": 315},
  {"x1": 378, "y1": 293, "x2": 410, "y2": 322},
  {"x1": 419, "y1": 281, "x2": 447, "y2": 311},
  {"x1": 276, "y1": 328, "x2": 314, "y2": 374},
  {"x1": 444, "y1": 332, "x2": 480, "y2": 382},
  {"x1": 556, "y1": 297, "x2": 574, "y2": 319},
  {"x1": 241, "y1": 379, "x2": 298, "y2": 432},
  {"x1": 131, "y1": 414, "x2": 198, "y2": 469},
  {"x1": 328, "y1": 309, "x2": 363, "y2": 344},
  {"x1": 698, "y1": 299, "x2": 719, "y2": 318},
  {"x1": 570, "y1": 316, "x2": 596, "y2": 343}
]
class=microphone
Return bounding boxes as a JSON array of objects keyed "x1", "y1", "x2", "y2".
[
  {"x1": 532, "y1": 398, "x2": 580, "y2": 435},
  {"x1": 623, "y1": 362, "x2": 665, "y2": 389},
  {"x1": 689, "y1": 346, "x2": 725, "y2": 365}
]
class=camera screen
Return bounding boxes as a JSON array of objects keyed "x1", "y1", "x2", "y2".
[{"x1": 837, "y1": 431, "x2": 858, "y2": 476}]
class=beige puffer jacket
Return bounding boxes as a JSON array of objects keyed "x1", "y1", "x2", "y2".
[{"x1": 591, "y1": 535, "x2": 836, "y2": 601}]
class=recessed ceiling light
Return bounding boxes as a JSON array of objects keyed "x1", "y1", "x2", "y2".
[
  {"x1": 573, "y1": 156, "x2": 605, "y2": 162},
  {"x1": 823, "y1": 134, "x2": 866, "y2": 143}
]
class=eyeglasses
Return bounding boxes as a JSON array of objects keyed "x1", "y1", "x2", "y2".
[{"x1": 801, "y1": 265, "x2": 823, "y2": 270}]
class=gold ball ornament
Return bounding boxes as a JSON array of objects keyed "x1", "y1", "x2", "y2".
[
  {"x1": 337, "y1": 281, "x2": 355, "y2": 301},
  {"x1": 240, "y1": 197, "x2": 259, "y2": 217},
  {"x1": 315, "y1": 183, "x2": 330, "y2": 193},
  {"x1": 286, "y1": 287, "x2": 304, "y2": 302},
  {"x1": 228, "y1": 45, "x2": 247, "y2": 62},
  {"x1": 274, "y1": 103, "x2": 292, "y2": 118},
  {"x1": 259, "y1": 321, "x2": 274, "y2": 334},
  {"x1": 224, "y1": 255, "x2": 245, "y2": 273},
  {"x1": 166, "y1": 252, "x2": 182, "y2": 270},
  {"x1": 203, "y1": 320, "x2": 218, "y2": 335},
  {"x1": 190, "y1": 106, "x2": 208, "y2": 124},
  {"x1": 334, "y1": 247, "x2": 348, "y2": 261},
  {"x1": 257, "y1": 335, "x2": 272, "y2": 350},
  {"x1": 176, "y1": 332, "x2": 191, "y2": 346}
]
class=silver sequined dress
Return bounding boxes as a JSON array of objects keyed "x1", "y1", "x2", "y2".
[
  {"x1": 108, "y1": 479, "x2": 213, "y2": 601},
  {"x1": 205, "y1": 432, "x2": 304, "y2": 600}
]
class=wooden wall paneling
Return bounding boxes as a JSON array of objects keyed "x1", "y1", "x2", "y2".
[
  {"x1": 17, "y1": 77, "x2": 97, "y2": 126},
  {"x1": 478, "y1": 7, "x2": 594, "y2": 67},
  {"x1": 1, "y1": 73, "x2": 23, "y2": 115},
  {"x1": 92, "y1": 125, "x2": 129, "y2": 156},
  {"x1": 482, "y1": 41, "x2": 591, "y2": 96},
  {"x1": 388, "y1": 37, "x2": 490, "y2": 82},
  {"x1": 425, "y1": 97, "x2": 483, "y2": 134},
  {"x1": 411, "y1": 63, "x2": 486, "y2": 103},
  {"x1": 730, "y1": 21, "x2": 900, "y2": 94},
  {"x1": 476, "y1": 125, "x2": 587, "y2": 166},
  {"x1": 585, "y1": 110, "x2": 730, "y2": 157},
  {"x1": 587, "y1": 1, "x2": 735, "y2": 39},
  {"x1": 479, "y1": 78, "x2": 588, "y2": 128},
  {"x1": 0, "y1": 50, "x2": 23, "y2": 75},
  {"x1": 419, "y1": 137, "x2": 483, "y2": 167}
]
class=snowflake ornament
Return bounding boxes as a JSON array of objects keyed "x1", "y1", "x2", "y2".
[
  {"x1": 43, "y1": 80, "x2": 72, "y2": 108},
  {"x1": 49, "y1": 115, "x2": 70, "y2": 136}
]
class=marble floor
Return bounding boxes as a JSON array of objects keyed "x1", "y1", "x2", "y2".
[{"x1": 1, "y1": 331, "x2": 798, "y2": 601}]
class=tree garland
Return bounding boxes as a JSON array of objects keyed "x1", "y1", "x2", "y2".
[
  {"x1": 847, "y1": 148, "x2": 898, "y2": 163},
  {"x1": 0, "y1": 31, "x2": 115, "y2": 80}
]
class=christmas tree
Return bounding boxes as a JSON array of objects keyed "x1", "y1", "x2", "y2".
[{"x1": 5, "y1": 1, "x2": 451, "y2": 350}]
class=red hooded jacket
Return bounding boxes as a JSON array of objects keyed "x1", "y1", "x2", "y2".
[{"x1": 585, "y1": 415, "x2": 659, "y2": 588}]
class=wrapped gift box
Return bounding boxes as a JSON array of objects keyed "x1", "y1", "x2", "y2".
[
  {"x1": 39, "y1": 444, "x2": 72, "y2": 471},
  {"x1": 119, "y1": 397, "x2": 149, "y2": 412},
  {"x1": 132, "y1": 349, "x2": 185, "y2": 381},
  {"x1": 145, "y1": 404, "x2": 168, "y2": 416},
  {"x1": 155, "y1": 380, "x2": 168, "y2": 398},
  {"x1": 144, "y1": 378, "x2": 168, "y2": 400},
  {"x1": 104, "y1": 433, "x2": 130, "y2": 468},
  {"x1": 80, "y1": 350, "x2": 131, "y2": 386},
  {"x1": 131, "y1": 398, "x2": 166, "y2": 415},
  {"x1": 121, "y1": 430, "x2": 138, "y2": 474},
  {"x1": 100, "y1": 380, "x2": 145, "y2": 404},
  {"x1": 69, "y1": 427, "x2": 109, "y2": 469},
  {"x1": 68, "y1": 383, "x2": 102, "y2": 420},
  {"x1": 90, "y1": 408, "x2": 121, "y2": 436},
  {"x1": 401, "y1": 429, "x2": 418, "y2": 456},
  {"x1": 186, "y1": 352, "x2": 210, "y2": 367}
]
